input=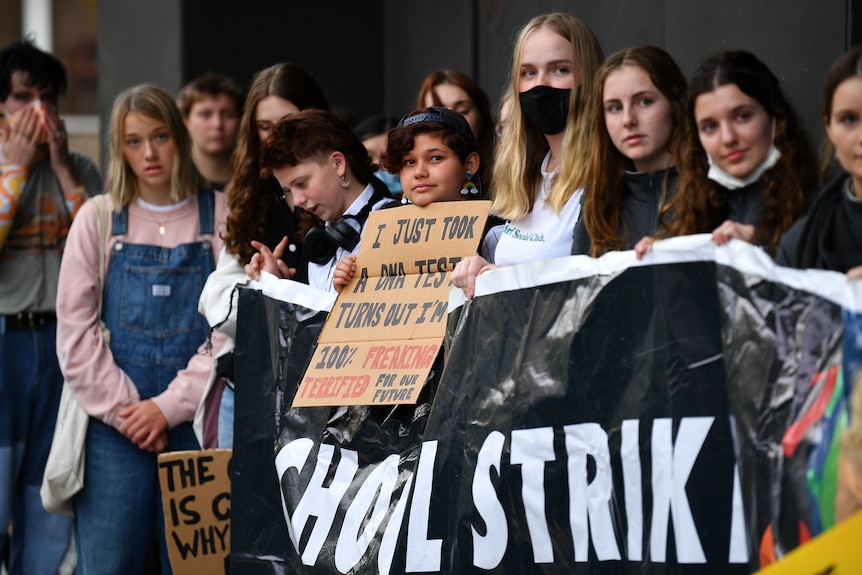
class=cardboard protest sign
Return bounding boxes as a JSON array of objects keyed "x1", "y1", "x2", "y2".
[
  {"x1": 158, "y1": 449, "x2": 231, "y2": 575},
  {"x1": 294, "y1": 201, "x2": 490, "y2": 407}
]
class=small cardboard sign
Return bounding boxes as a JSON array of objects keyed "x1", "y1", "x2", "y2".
[
  {"x1": 158, "y1": 449, "x2": 231, "y2": 575},
  {"x1": 294, "y1": 201, "x2": 490, "y2": 407}
]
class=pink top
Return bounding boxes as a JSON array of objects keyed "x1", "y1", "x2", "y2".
[{"x1": 56, "y1": 192, "x2": 229, "y2": 431}]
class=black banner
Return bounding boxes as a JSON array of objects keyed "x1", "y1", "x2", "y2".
[{"x1": 235, "y1": 237, "x2": 846, "y2": 573}]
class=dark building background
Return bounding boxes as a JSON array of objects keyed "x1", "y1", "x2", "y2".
[{"x1": 95, "y1": 0, "x2": 860, "y2": 162}]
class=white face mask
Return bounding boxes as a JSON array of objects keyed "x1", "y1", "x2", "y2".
[{"x1": 706, "y1": 118, "x2": 781, "y2": 190}]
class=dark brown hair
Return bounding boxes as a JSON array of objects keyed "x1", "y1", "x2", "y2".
[
  {"x1": 260, "y1": 109, "x2": 374, "y2": 186},
  {"x1": 381, "y1": 108, "x2": 479, "y2": 171},
  {"x1": 176, "y1": 72, "x2": 243, "y2": 119},
  {"x1": 659, "y1": 50, "x2": 816, "y2": 254},
  {"x1": 0, "y1": 39, "x2": 66, "y2": 101}
]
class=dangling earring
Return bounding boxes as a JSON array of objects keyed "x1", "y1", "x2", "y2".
[
  {"x1": 340, "y1": 174, "x2": 351, "y2": 188},
  {"x1": 460, "y1": 171, "x2": 477, "y2": 195}
]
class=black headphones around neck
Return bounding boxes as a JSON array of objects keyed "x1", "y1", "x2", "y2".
[{"x1": 303, "y1": 186, "x2": 391, "y2": 264}]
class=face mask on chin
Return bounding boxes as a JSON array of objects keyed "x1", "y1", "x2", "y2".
[
  {"x1": 518, "y1": 85, "x2": 574, "y2": 135},
  {"x1": 706, "y1": 118, "x2": 781, "y2": 190}
]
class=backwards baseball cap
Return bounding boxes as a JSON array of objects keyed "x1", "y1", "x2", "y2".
[{"x1": 396, "y1": 106, "x2": 475, "y2": 143}]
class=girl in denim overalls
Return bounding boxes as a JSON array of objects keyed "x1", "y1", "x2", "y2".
[{"x1": 56, "y1": 85, "x2": 229, "y2": 574}]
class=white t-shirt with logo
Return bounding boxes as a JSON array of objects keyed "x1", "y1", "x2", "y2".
[{"x1": 494, "y1": 152, "x2": 583, "y2": 266}]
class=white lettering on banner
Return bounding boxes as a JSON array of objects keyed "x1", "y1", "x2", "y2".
[
  {"x1": 621, "y1": 420, "x2": 644, "y2": 561},
  {"x1": 288, "y1": 443, "x2": 358, "y2": 566},
  {"x1": 471, "y1": 431, "x2": 508, "y2": 569},
  {"x1": 273, "y1": 416, "x2": 745, "y2": 572},
  {"x1": 728, "y1": 462, "x2": 749, "y2": 562},
  {"x1": 564, "y1": 423, "x2": 621, "y2": 561},
  {"x1": 379, "y1": 475, "x2": 413, "y2": 575},
  {"x1": 650, "y1": 417, "x2": 712, "y2": 563},
  {"x1": 510, "y1": 427, "x2": 556, "y2": 563},
  {"x1": 405, "y1": 441, "x2": 442, "y2": 571},
  {"x1": 273, "y1": 437, "x2": 314, "y2": 548},
  {"x1": 335, "y1": 454, "x2": 400, "y2": 572}
]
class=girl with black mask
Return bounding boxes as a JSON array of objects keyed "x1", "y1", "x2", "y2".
[{"x1": 451, "y1": 13, "x2": 603, "y2": 299}]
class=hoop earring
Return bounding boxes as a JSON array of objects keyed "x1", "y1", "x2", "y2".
[
  {"x1": 340, "y1": 174, "x2": 351, "y2": 188},
  {"x1": 460, "y1": 171, "x2": 478, "y2": 195}
]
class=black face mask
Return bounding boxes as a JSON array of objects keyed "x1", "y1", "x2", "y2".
[{"x1": 518, "y1": 85, "x2": 573, "y2": 135}]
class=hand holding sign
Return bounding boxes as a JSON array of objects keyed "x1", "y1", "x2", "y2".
[
  {"x1": 333, "y1": 254, "x2": 357, "y2": 292},
  {"x1": 450, "y1": 254, "x2": 497, "y2": 300}
]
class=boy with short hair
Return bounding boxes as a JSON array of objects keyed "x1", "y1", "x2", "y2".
[{"x1": 177, "y1": 73, "x2": 242, "y2": 190}]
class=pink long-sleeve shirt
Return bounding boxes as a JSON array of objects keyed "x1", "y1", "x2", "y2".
[{"x1": 56, "y1": 192, "x2": 229, "y2": 431}]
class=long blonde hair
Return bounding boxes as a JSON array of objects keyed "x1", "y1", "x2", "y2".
[
  {"x1": 107, "y1": 84, "x2": 205, "y2": 210},
  {"x1": 491, "y1": 13, "x2": 603, "y2": 220}
]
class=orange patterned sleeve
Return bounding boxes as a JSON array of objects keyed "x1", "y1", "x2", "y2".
[{"x1": 0, "y1": 163, "x2": 28, "y2": 251}]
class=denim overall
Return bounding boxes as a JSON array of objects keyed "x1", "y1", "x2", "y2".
[{"x1": 74, "y1": 190, "x2": 215, "y2": 575}]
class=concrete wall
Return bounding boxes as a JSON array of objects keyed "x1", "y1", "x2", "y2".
[
  {"x1": 97, "y1": 0, "x2": 182, "y2": 166},
  {"x1": 97, "y1": 0, "x2": 861, "y2": 161},
  {"x1": 181, "y1": 0, "x2": 384, "y2": 123}
]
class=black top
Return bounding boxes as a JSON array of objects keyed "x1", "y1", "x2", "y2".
[
  {"x1": 572, "y1": 167, "x2": 678, "y2": 256},
  {"x1": 724, "y1": 179, "x2": 766, "y2": 227},
  {"x1": 777, "y1": 175, "x2": 862, "y2": 272},
  {"x1": 262, "y1": 194, "x2": 307, "y2": 283}
]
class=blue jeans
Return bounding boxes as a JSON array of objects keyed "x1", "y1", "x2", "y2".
[
  {"x1": 0, "y1": 317, "x2": 72, "y2": 575},
  {"x1": 218, "y1": 386, "x2": 234, "y2": 449},
  {"x1": 75, "y1": 419, "x2": 164, "y2": 574}
]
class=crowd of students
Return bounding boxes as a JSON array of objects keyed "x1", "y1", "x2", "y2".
[{"x1": 1, "y1": 8, "x2": 861, "y2": 574}]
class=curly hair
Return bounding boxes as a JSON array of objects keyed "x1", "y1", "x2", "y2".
[
  {"x1": 658, "y1": 51, "x2": 816, "y2": 255},
  {"x1": 381, "y1": 108, "x2": 478, "y2": 167},
  {"x1": 0, "y1": 39, "x2": 67, "y2": 101},
  {"x1": 222, "y1": 63, "x2": 329, "y2": 264}
]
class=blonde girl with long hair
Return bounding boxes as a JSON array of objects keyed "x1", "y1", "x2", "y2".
[
  {"x1": 56, "y1": 84, "x2": 229, "y2": 574},
  {"x1": 451, "y1": 12, "x2": 603, "y2": 299}
]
